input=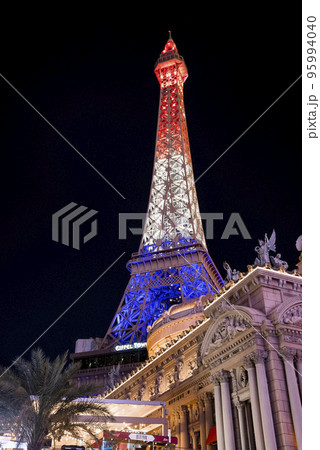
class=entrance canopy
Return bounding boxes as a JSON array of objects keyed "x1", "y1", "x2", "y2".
[{"x1": 72, "y1": 398, "x2": 168, "y2": 435}]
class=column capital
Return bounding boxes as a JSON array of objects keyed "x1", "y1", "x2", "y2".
[
  {"x1": 203, "y1": 391, "x2": 213, "y2": 403},
  {"x1": 219, "y1": 369, "x2": 231, "y2": 383},
  {"x1": 212, "y1": 370, "x2": 230, "y2": 384},
  {"x1": 253, "y1": 349, "x2": 268, "y2": 364},
  {"x1": 280, "y1": 346, "x2": 296, "y2": 361},
  {"x1": 243, "y1": 353, "x2": 254, "y2": 369},
  {"x1": 212, "y1": 373, "x2": 221, "y2": 386},
  {"x1": 243, "y1": 350, "x2": 268, "y2": 367},
  {"x1": 181, "y1": 404, "x2": 188, "y2": 415}
]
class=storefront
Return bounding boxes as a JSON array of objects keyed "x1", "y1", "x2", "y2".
[
  {"x1": 91, "y1": 431, "x2": 177, "y2": 450},
  {"x1": 59, "y1": 399, "x2": 175, "y2": 450}
]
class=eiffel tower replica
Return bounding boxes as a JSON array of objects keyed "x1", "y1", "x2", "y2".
[
  {"x1": 71, "y1": 33, "x2": 224, "y2": 382},
  {"x1": 101, "y1": 32, "x2": 224, "y2": 351}
]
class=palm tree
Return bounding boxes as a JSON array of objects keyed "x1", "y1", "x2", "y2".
[{"x1": 0, "y1": 348, "x2": 113, "y2": 450}]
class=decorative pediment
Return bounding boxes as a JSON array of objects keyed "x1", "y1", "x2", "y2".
[
  {"x1": 268, "y1": 296, "x2": 302, "y2": 326},
  {"x1": 201, "y1": 308, "x2": 253, "y2": 358},
  {"x1": 209, "y1": 315, "x2": 251, "y2": 349},
  {"x1": 281, "y1": 304, "x2": 302, "y2": 325}
]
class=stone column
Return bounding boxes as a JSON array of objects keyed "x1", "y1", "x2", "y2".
[
  {"x1": 243, "y1": 355, "x2": 265, "y2": 450},
  {"x1": 189, "y1": 429, "x2": 196, "y2": 450},
  {"x1": 198, "y1": 399, "x2": 207, "y2": 450},
  {"x1": 175, "y1": 410, "x2": 181, "y2": 449},
  {"x1": 213, "y1": 377, "x2": 225, "y2": 450},
  {"x1": 235, "y1": 401, "x2": 248, "y2": 450},
  {"x1": 204, "y1": 392, "x2": 214, "y2": 450},
  {"x1": 220, "y1": 370, "x2": 236, "y2": 450},
  {"x1": 254, "y1": 351, "x2": 277, "y2": 450},
  {"x1": 282, "y1": 348, "x2": 302, "y2": 450},
  {"x1": 296, "y1": 350, "x2": 302, "y2": 396},
  {"x1": 188, "y1": 405, "x2": 196, "y2": 450},
  {"x1": 180, "y1": 405, "x2": 189, "y2": 450}
]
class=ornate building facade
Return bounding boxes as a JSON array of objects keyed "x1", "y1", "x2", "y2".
[
  {"x1": 71, "y1": 34, "x2": 302, "y2": 450},
  {"x1": 104, "y1": 264, "x2": 302, "y2": 450}
]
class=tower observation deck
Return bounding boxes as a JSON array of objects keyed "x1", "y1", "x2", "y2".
[{"x1": 101, "y1": 33, "x2": 224, "y2": 351}]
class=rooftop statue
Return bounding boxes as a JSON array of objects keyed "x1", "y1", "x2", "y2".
[
  {"x1": 270, "y1": 253, "x2": 289, "y2": 270},
  {"x1": 223, "y1": 261, "x2": 240, "y2": 282},
  {"x1": 254, "y1": 229, "x2": 289, "y2": 270},
  {"x1": 254, "y1": 229, "x2": 276, "y2": 266}
]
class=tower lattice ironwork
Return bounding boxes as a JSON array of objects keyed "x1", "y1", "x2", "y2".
[{"x1": 101, "y1": 33, "x2": 224, "y2": 351}]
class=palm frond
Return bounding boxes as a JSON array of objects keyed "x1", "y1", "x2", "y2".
[{"x1": 0, "y1": 348, "x2": 114, "y2": 450}]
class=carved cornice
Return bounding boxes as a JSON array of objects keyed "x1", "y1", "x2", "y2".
[
  {"x1": 164, "y1": 371, "x2": 211, "y2": 406},
  {"x1": 281, "y1": 329, "x2": 302, "y2": 346},
  {"x1": 205, "y1": 266, "x2": 302, "y2": 317}
]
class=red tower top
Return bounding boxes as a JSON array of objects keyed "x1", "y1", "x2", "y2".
[
  {"x1": 161, "y1": 30, "x2": 177, "y2": 53},
  {"x1": 154, "y1": 31, "x2": 188, "y2": 86}
]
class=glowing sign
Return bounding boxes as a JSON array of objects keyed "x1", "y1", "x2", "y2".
[
  {"x1": 115, "y1": 342, "x2": 147, "y2": 351},
  {"x1": 128, "y1": 434, "x2": 155, "y2": 442}
]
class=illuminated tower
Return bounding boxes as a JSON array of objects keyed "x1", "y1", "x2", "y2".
[{"x1": 101, "y1": 33, "x2": 224, "y2": 351}]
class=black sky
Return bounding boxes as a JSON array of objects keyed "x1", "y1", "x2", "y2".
[{"x1": 0, "y1": 5, "x2": 302, "y2": 367}]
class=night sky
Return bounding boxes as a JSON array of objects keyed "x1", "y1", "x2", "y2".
[{"x1": 0, "y1": 5, "x2": 302, "y2": 367}]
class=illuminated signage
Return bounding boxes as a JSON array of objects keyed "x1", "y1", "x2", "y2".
[
  {"x1": 128, "y1": 434, "x2": 155, "y2": 442},
  {"x1": 115, "y1": 342, "x2": 147, "y2": 351}
]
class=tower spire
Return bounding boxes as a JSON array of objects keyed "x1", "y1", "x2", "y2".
[{"x1": 101, "y1": 36, "x2": 224, "y2": 351}]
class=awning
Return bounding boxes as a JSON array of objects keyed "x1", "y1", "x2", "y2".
[{"x1": 206, "y1": 426, "x2": 217, "y2": 444}]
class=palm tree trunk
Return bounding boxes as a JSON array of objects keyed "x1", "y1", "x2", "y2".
[
  {"x1": 28, "y1": 438, "x2": 45, "y2": 450},
  {"x1": 28, "y1": 445, "x2": 44, "y2": 450}
]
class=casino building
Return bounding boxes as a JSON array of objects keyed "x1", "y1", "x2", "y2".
[{"x1": 71, "y1": 34, "x2": 302, "y2": 450}]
